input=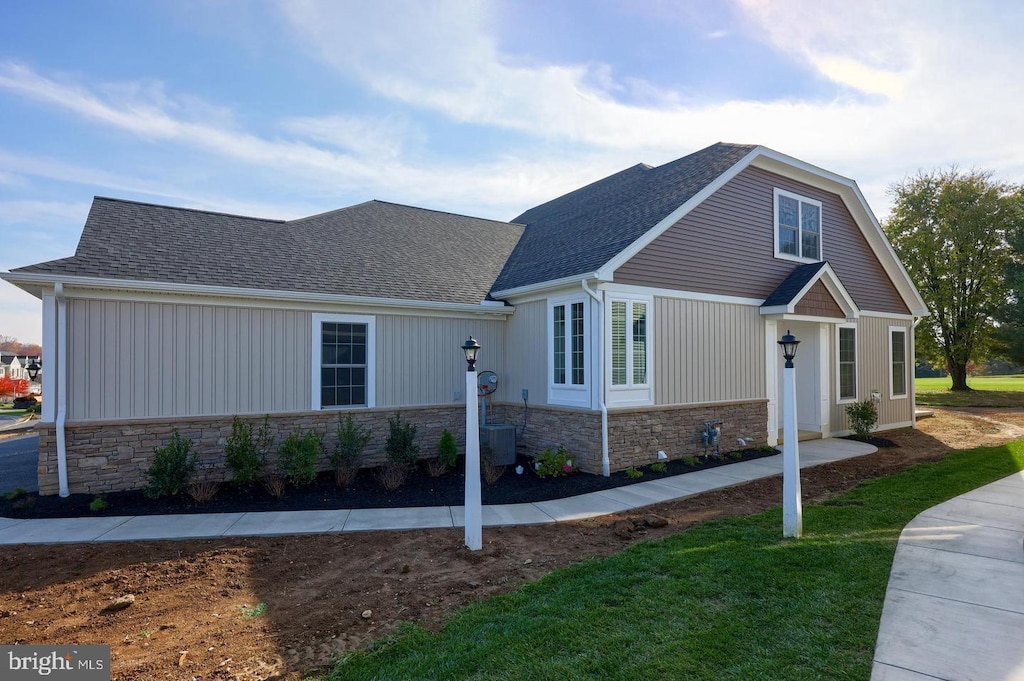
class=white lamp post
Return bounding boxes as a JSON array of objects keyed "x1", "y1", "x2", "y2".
[
  {"x1": 461, "y1": 336, "x2": 482, "y2": 550},
  {"x1": 778, "y1": 330, "x2": 802, "y2": 538}
]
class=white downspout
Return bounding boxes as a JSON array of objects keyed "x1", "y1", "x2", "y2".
[
  {"x1": 55, "y1": 282, "x2": 69, "y2": 497},
  {"x1": 582, "y1": 280, "x2": 610, "y2": 477}
]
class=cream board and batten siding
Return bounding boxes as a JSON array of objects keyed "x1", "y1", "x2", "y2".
[
  {"x1": 499, "y1": 298, "x2": 549, "y2": 406},
  {"x1": 67, "y1": 299, "x2": 309, "y2": 420},
  {"x1": 654, "y1": 297, "x2": 765, "y2": 406},
  {"x1": 66, "y1": 297, "x2": 508, "y2": 420},
  {"x1": 614, "y1": 165, "x2": 910, "y2": 316},
  {"x1": 375, "y1": 315, "x2": 505, "y2": 407},
  {"x1": 829, "y1": 314, "x2": 915, "y2": 432}
]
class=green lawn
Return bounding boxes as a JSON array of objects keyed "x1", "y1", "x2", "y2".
[
  {"x1": 320, "y1": 440, "x2": 1024, "y2": 681},
  {"x1": 916, "y1": 374, "x2": 1024, "y2": 407}
]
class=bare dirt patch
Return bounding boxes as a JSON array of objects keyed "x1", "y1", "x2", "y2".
[{"x1": 1, "y1": 408, "x2": 1021, "y2": 680}]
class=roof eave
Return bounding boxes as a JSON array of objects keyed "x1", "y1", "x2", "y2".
[{"x1": 1, "y1": 272, "x2": 516, "y2": 316}]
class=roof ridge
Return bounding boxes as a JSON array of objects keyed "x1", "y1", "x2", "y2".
[
  {"x1": 92, "y1": 196, "x2": 286, "y2": 223},
  {"x1": 366, "y1": 200, "x2": 520, "y2": 227}
]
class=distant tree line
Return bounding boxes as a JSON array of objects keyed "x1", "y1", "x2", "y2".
[{"x1": 0, "y1": 334, "x2": 42, "y2": 357}]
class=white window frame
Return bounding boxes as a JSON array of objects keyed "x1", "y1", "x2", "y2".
[
  {"x1": 548, "y1": 296, "x2": 589, "y2": 406},
  {"x1": 311, "y1": 313, "x2": 376, "y2": 409},
  {"x1": 889, "y1": 326, "x2": 908, "y2": 400},
  {"x1": 606, "y1": 294, "x2": 653, "y2": 406},
  {"x1": 836, "y1": 323, "x2": 857, "y2": 404},
  {"x1": 774, "y1": 188, "x2": 823, "y2": 263}
]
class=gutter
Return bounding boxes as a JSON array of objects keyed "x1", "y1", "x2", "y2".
[
  {"x1": 54, "y1": 282, "x2": 69, "y2": 497},
  {"x1": 910, "y1": 316, "x2": 923, "y2": 430},
  {"x1": 581, "y1": 280, "x2": 610, "y2": 477}
]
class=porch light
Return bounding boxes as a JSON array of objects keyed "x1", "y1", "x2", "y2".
[
  {"x1": 462, "y1": 337, "x2": 481, "y2": 371},
  {"x1": 778, "y1": 330, "x2": 800, "y2": 368},
  {"x1": 27, "y1": 360, "x2": 41, "y2": 381}
]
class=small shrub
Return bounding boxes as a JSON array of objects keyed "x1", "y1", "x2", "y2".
[
  {"x1": 385, "y1": 413, "x2": 419, "y2": 469},
  {"x1": 727, "y1": 450, "x2": 743, "y2": 460},
  {"x1": 533, "y1": 446, "x2": 571, "y2": 478},
  {"x1": 482, "y1": 444, "x2": 505, "y2": 485},
  {"x1": 332, "y1": 414, "x2": 372, "y2": 487},
  {"x1": 625, "y1": 466, "x2": 643, "y2": 479},
  {"x1": 278, "y1": 429, "x2": 323, "y2": 486},
  {"x1": 186, "y1": 479, "x2": 220, "y2": 504},
  {"x1": 375, "y1": 462, "x2": 408, "y2": 491},
  {"x1": 437, "y1": 428, "x2": 458, "y2": 469},
  {"x1": 680, "y1": 455, "x2": 699, "y2": 467},
  {"x1": 89, "y1": 496, "x2": 108, "y2": 512},
  {"x1": 262, "y1": 472, "x2": 286, "y2": 499},
  {"x1": 424, "y1": 458, "x2": 448, "y2": 478},
  {"x1": 846, "y1": 399, "x2": 879, "y2": 439},
  {"x1": 225, "y1": 416, "x2": 265, "y2": 485},
  {"x1": 3, "y1": 487, "x2": 27, "y2": 501},
  {"x1": 144, "y1": 429, "x2": 198, "y2": 499},
  {"x1": 650, "y1": 462, "x2": 668, "y2": 473}
]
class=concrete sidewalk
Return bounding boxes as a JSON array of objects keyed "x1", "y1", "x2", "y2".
[
  {"x1": 0, "y1": 438, "x2": 876, "y2": 545},
  {"x1": 872, "y1": 471, "x2": 1024, "y2": 681}
]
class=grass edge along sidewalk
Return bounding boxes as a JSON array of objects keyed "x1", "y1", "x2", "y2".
[{"x1": 320, "y1": 440, "x2": 1024, "y2": 681}]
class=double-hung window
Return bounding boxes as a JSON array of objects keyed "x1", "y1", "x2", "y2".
[
  {"x1": 608, "y1": 295, "x2": 652, "y2": 405},
  {"x1": 549, "y1": 299, "x2": 588, "y2": 405},
  {"x1": 837, "y1": 325, "x2": 857, "y2": 402},
  {"x1": 890, "y1": 327, "x2": 907, "y2": 399},
  {"x1": 312, "y1": 313, "x2": 375, "y2": 409},
  {"x1": 775, "y1": 188, "x2": 821, "y2": 262}
]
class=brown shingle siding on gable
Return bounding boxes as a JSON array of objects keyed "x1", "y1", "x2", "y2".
[
  {"x1": 794, "y1": 281, "x2": 845, "y2": 318},
  {"x1": 614, "y1": 166, "x2": 910, "y2": 314}
]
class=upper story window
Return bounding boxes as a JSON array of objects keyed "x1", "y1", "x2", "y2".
[
  {"x1": 774, "y1": 188, "x2": 822, "y2": 262},
  {"x1": 312, "y1": 313, "x2": 376, "y2": 409}
]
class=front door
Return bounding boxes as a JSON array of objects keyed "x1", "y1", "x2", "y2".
[{"x1": 775, "y1": 321, "x2": 824, "y2": 434}]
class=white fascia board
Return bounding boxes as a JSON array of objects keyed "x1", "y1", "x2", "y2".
[
  {"x1": 596, "y1": 146, "x2": 765, "y2": 279},
  {"x1": 859, "y1": 310, "x2": 917, "y2": 321},
  {"x1": 751, "y1": 150, "x2": 928, "y2": 317},
  {"x1": 490, "y1": 272, "x2": 603, "y2": 301},
  {"x1": 598, "y1": 282, "x2": 764, "y2": 307},
  {"x1": 1, "y1": 272, "x2": 514, "y2": 318}
]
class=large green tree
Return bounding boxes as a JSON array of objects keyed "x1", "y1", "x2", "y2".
[
  {"x1": 884, "y1": 169, "x2": 1021, "y2": 391},
  {"x1": 993, "y1": 195, "x2": 1024, "y2": 365}
]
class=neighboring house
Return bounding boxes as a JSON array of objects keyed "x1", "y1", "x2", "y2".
[
  {"x1": 0, "y1": 354, "x2": 40, "y2": 382},
  {"x1": 2, "y1": 143, "x2": 928, "y2": 497}
]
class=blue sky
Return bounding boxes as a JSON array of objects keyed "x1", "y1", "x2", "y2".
[{"x1": 2, "y1": 0, "x2": 1023, "y2": 343}]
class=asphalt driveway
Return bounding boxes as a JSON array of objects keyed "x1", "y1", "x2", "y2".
[{"x1": 0, "y1": 434, "x2": 39, "y2": 494}]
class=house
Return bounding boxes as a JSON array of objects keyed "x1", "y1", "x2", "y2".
[
  {"x1": 0, "y1": 354, "x2": 40, "y2": 382},
  {"x1": 1, "y1": 143, "x2": 928, "y2": 497}
]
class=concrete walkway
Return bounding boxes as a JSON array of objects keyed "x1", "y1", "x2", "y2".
[
  {"x1": 0, "y1": 438, "x2": 876, "y2": 545},
  {"x1": 872, "y1": 471, "x2": 1024, "y2": 681}
]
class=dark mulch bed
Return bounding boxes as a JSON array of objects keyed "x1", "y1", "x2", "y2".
[
  {"x1": 841, "y1": 434, "x2": 900, "y2": 448},
  {"x1": 0, "y1": 448, "x2": 780, "y2": 520}
]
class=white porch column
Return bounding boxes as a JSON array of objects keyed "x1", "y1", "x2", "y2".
[
  {"x1": 464, "y1": 366, "x2": 482, "y2": 551},
  {"x1": 782, "y1": 356, "x2": 802, "y2": 538}
]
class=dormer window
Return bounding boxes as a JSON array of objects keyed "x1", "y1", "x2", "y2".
[{"x1": 774, "y1": 188, "x2": 821, "y2": 262}]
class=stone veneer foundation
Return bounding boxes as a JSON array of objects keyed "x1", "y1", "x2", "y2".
[
  {"x1": 36, "y1": 406, "x2": 467, "y2": 496},
  {"x1": 37, "y1": 399, "x2": 769, "y2": 495},
  {"x1": 492, "y1": 399, "x2": 768, "y2": 474}
]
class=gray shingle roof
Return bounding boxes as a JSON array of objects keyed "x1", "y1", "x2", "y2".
[
  {"x1": 13, "y1": 198, "x2": 524, "y2": 306},
  {"x1": 491, "y1": 142, "x2": 757, "y2": 292},
  {"x1": 761, "y1": 261, "x2": 828, "y2": 307}
]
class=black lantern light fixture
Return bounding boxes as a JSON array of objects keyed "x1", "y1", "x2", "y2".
[
  {"x1": 778, "y1": 330, "x2": 800, "y2": 369},
  {"x1": 26, "y1": 359, "x2": 41, "y2": 381},
  {"x1": 461, "y1": 336, "x2": 481, "y2": 372}
]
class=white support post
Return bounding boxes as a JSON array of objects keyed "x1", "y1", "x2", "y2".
[
  {"x1": 464, "y1": 368, "x2": 482, "y2": 550},
  {"x1": 782, "y1": 362, "x2": 802, "y2": 538}
]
